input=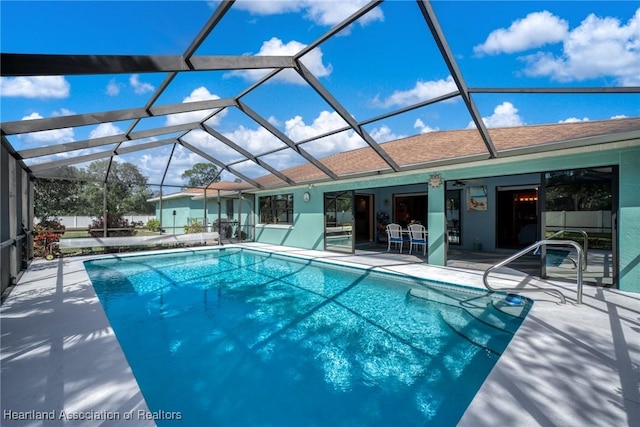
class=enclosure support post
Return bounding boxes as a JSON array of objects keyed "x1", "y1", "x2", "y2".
[
  {"x1": 159, "y1": 186, "x2": 163, "y2": 234},
  {"x1": 238, "y1": 191, "x2": 242, "y2": 242},
  {"x1": 203, "y1": 189, "x2": 208, "y2": 232},
  {"x1": 217, "y1": 189, "x2": 222, "y2": 245},
  {"x1": 103, "y1": 182, "x2": 108, "y2": 237}
]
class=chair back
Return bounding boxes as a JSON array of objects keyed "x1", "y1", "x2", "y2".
[
  {"x1": 408, "y1": 223, "x2": 426, "y2": 240},
  {"x1": 386, "y1": 223, "x2": 402, "y2": 239}
]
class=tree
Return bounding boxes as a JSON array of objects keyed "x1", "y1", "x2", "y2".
[
  {"x1": 78, "y1": 160, "x2": 155, "y2": 215},
  {"x1": 181, "y1": 162, "x2": 220, "y2": 188},
  {"x1": 34, "y1": 166, "x2": 81, "y2": 219},
  {"x1": 545, "y1": 169, "x2": 612, "y2": 211}
]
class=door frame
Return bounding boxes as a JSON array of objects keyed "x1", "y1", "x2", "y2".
[
  {"x1": 495, "y1": 184, "x2": 540, "y2": 250},
  {"x1": 323, "y1": 190, "x2": 355, "y2": 254},
  {"x1": 354, "y1": 193, "x2": 375, "y2": 243}
]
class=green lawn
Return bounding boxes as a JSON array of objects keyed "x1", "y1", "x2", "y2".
[{"x1": 544, "y1": 231, "x2": 611, "y2": 250}]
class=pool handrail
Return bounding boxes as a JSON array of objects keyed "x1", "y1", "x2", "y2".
[
  {"x1": 483, "y1": 239, "x2": 584, "y2": 305},
  {"x1": 546, "y1": 228, "x2": 588, "y2": 270}
]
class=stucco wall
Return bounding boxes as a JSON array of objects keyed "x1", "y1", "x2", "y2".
[
  {"x1": 251, "y1": 141, "x2": 640, "y2": 293},
  {"x1": 619, "y1": 148, "x2": 640, "y2": 292},
  {"x1": 155, "y1": 194, "x2": 254, "y2": 238}
]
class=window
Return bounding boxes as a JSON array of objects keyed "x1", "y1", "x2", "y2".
[
  {"x1": 259, "y1": 194, "x2": 294, "y2": 224},
  {"x1": 393, "y1": 193, "x2": 427, "y2": 227}
]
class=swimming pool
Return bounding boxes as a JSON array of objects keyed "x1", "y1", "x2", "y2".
[{"x1": 85, "y1": 247, "x2": 531, "y2": 426}]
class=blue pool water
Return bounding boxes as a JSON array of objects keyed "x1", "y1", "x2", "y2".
[{"x1": 84, "y1": 248, "x2": 531, "y2": 426}]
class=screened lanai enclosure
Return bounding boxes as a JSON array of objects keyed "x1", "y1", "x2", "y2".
[{"x1": 2, "y1": 0, "x2": 639, "y2": 294}]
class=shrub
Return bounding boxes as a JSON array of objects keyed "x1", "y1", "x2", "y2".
[
  {"x1": 146, "y1": 218, "x2": 161, "y2": 232},
  {"x1": 33, "y1": 218, "x2": 65, "y2": 258},
  {"x1": 184, "y1": 218, "x2": 205, "y2": 234},
  {"x1": 89, "y1": 214, "x2": 137, "y2": 237}
]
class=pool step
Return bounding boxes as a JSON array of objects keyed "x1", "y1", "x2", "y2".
[
  {"x1": 408, "y1": 288, "x2": 527, "y2": 334},
  {"x1": 408, "y1": 288, "x2": 525, "y2": 355},
  {"x1": 438, "y1": 306, "x2": 515, "y2": 355}
]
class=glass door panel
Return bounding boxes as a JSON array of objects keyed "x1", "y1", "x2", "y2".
[
  {"x1": 446, "y1": 189, "x2": 461, "y2": 245},
  {"x1": 324, "y1": 191, "x2": 354, "y2": 253},
  {"x1": 542, "y1": 167, "x2": 616, "y2": 286}
]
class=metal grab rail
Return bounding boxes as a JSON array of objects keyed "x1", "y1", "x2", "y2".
[
  {"x1": 483, "y1": 239, "x2": 584, "y2": 305},
  {"x1": 547, "y1": 228, "x2": 588, "y2": 270}
]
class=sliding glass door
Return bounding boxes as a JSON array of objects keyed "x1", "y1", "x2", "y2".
[
  {"x1": 324, "y1": 191, "x2": 354, "y2": 253},
  {"x1": 542, "y1": 166, "x2": 617, "y2": 286}
]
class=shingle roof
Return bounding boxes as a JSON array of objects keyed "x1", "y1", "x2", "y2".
[{"x1": 255, "y1": 117, "x2": 640, "y2": 188}]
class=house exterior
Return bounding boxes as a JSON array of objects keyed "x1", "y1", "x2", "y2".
[
  {"x1": 149, "y1": 181, "x2": 255, "y2": 240},
  {"x1": 153, "y1": 118, "x2": 640, "y2": 293}
]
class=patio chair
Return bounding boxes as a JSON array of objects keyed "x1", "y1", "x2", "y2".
[
  {"x1": 408, "y1": 223, "x2": 427, "y2": 256},
  {"x1": 386, "y1": 223, "x2": 404, "y2": 253}
]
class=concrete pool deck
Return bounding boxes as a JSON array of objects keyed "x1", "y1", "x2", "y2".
[{"x1": 1, "y1": 243, "x2": 639, "y2": 426}]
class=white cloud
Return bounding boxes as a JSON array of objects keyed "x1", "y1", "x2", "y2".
[
  {"x1": 52, "y1": 108, "x2": 75, "y2": 117},
  {"x1": 374, "y1": 76, "x2": 458, "y2": 108},
  {"x1": 225, "y1": 37, "x2": 332, "y2": 84},
  {"x1": 413, "y1": 118, "x2": 439, "y2": 134},
  {"x1": 158, "y1": 145, "x2": 211, "y2": 185},
  {"x1": 242, "y1": 150, "x2": 302, "y2": 174},
  {"x1": 138, "y1": 150, "x2": 176, "y2": 185},
  {"x1": 232, "y1": 0, "x2": 303, "y2": 16},
  {"x1": 149, "y1": 141, "x2": 253, "y2": 186},
  {"x1": 129, "y1": 74, "x2": 155, "y2": 94},
  {"x1": 284, "y1": 110, "x2": 347, "y2": 141},
  {"x1": 304, "y1": 0, "x2": 383, "y2": 28},
  {"x1": 163, "y1": 140, "x2": 262, "y2": 184},
  {"x1": 521, "y1": 9, "x2": 640, "y2": 85},
  {"x1": 286, "y1": 110, "x2": 366, "y2": 157},
  {"x1": 181, "y1": 129, "x2": 239, "y2": 162},
  {"x1": 106, "y1": 79, "x2": 122, "y2": 96},
  {"x1": 267, "y1": 115, "x2": 281, "y2": 126},
  {"x1": 0, "y1": 76, "x2": 70, "y2": 98},
  {"x1": 468, "y1": 102, "x2": 525, "y2": 128},
  {"x1": 232, "y1": 0, "x2": 383, "y2": 27},
  {"x1": 175, "y1": 109, "x2": 374, "y2": 175},
  {"x1": 165, "y1": 86, "x2": 227, "y2": 126},
  {"x1": 370, "y1": 125, "x2": 405, "y2": 143},
  {"x1": 558, "y1": 117, "x2": 590, "y2": 123},
  {"x1": 182, "y1": 124, "x2": 296, "y2": 178},
  {"x1": 224, "y1": 125, "x2": 286, "y2": 154},
  {"x1": 18, "y1": 112, "x2": 74, "y2": 145},
  {"x1": 89, "y1": 122, "x2": 123, "y2": 139},
  {"x1": 474, "y1": 11, "x2": 568, "y2": 56},
  {"x1": 560, "y1": 114, "x2": 628, "y2": 123},
  {"x1": 133, "y1": 108, "x2": 406, "y2": 182}
]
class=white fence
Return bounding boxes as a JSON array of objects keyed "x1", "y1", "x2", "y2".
[
  {"x1": 35, "y1": 215, "x2": 156, "y2": 229},
  {"x1": 545, "y1": 210, "x2": 611, "y2": 233}
]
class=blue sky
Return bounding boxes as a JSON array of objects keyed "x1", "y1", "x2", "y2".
[{"x1": 1, "y1": 0, "x2": 639, "y2": 187}]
